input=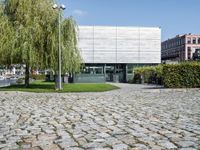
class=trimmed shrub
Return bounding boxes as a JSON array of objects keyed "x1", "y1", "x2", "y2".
[
  {"x1": 132, "y1": 62, "x2": 200, "y2": 88},
  {"x1": 133, "y1": 65, "x2": 163, "y2": 84},
  {"x1": 163, "y1": 62, "x2": 200, "y2": 88},
  {"x1": 30, "y1": 74, "x2": 46, "y2": 80}
]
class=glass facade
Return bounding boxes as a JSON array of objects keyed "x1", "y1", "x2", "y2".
[
  {"x1": 81, "y1": 64, "x2": 127, "y2": 82},
  {"x1": 79, "y1": 63, "x2": 158, "y2": 83}
]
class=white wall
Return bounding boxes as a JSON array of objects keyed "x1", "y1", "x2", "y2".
[{"x1": 78, "y1": 26, "x2": 161, "y2": 64}]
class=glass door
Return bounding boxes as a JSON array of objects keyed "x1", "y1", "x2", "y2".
[{"x1": 105, "y1": 66, "x2": 114, "y2": 82}]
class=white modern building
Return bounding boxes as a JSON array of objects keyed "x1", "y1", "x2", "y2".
[{"x1": 75, "y1": 26, "x2": 161, "y2": 83}]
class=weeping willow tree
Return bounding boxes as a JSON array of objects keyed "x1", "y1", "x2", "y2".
[
  {"x1": 0, "y1": 0, "x2": 81, "y2": 87},
  {"x1": 61, "y1": 17, "x2": 82, "y2": 75},
  {"x1": 0, "y1": 5, "x2": 15, "y2": 66}
]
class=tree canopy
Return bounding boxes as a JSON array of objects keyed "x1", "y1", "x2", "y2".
[{"x1": 0, "y1": 0, "x2": 81, "y2": 86}]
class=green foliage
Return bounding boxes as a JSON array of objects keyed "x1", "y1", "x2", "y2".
[
  {"x1": 0, "y1": 6, "x2": 15, "y2": 65},
  {"x1": 163, "y1": 62, "x2": 200, "y2": 88},
  {"x1": 61, "y1": 17, "x2": 82, "y2": 73},
  {"x1": 132, "y1": 62, "x2": 200, "y2": 88},
  {"x1": 30, "y1": 74, "x2": 46, "y2": 80},
  {"x1": 0, "y1": 0, "x2": 81, "y2": 86},
  {"x1": 133, "y1": 65, "x2": 163, "y2": 84}
]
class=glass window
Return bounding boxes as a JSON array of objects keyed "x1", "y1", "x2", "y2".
[
  {"x1": 81, "y1": 66, "x2": 104, "y2": 74},
  {"x1": 94, "y1": 67, "x2": 103, "y2": 74},
  {"x1": 193, "y1": 38, "x2": 196, "y2": 44},
  {"x1": 182, "y1": 38, "x2": 185, "y2": 44},
  {"x1": 198, "y1": 38, "x2": 200, "y2": 44},
  {"x1": 187, "y1": 38, "x2": 191, "y2": 44}
]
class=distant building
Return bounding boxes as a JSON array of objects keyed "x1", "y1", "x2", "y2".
[
  {"x1": 162, "y1": 34, "x2": 200, "y2": 61},
  {"x1": 77, "y1": 26, "x2": 161, "y2": 83}
]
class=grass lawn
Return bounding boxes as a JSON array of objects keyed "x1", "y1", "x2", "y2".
[{"x1": 0, "y1": 80, "x2": 119, "y2": 93}]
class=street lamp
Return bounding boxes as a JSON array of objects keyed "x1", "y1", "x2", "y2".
[{"x1": 53, "y1": 4, "x2": 66, "y2": 90}]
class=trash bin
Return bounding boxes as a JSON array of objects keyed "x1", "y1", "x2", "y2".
[{"x1": 63, "y1": 75, "x2": 69, "y2": 84}]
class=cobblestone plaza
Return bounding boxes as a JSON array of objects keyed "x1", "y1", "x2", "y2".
[{"x1": 0, "y1": 84, "x2": 200, "y2": 149}]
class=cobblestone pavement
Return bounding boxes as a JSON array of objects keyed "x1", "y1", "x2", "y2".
[{"x1": 0, "y1": 84, "x2": 200, "y2": 150}]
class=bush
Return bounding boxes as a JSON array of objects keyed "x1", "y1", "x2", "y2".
[
  {"x1": 30, "y1": 74, "x2": 46, "y2": 80},
  {"x1": 133, "y1": 65, "x2": 163, "y2": 84},
  {"x1": 132, "y1": 62, "x2": 200, "y2": 88},
  {"x1": 163, "y1": 62, "x2": 200, "y2": 88}
]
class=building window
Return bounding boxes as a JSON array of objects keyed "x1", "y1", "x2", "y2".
[
  {"x1": 187, "y1": 38, "x2": 191, "y2": 44},
  {"x1": 95, "y1": 67, "x2": 103, "y2": 74},
  {"x1": 81, "y1": 66, "x2": 104, "y2": 74},
  {"x1": 187, "y1": 47, "x2": 191, "y2": 59},
  {"x1": 193, "y1": 38, "x2": 196, "y2": 44},
  {"x1": 182, "y1": 38, "x2": 185, "y2": 44},
  {"x1": 179, "y1": 39, "x2": 181, "y2": 45},
  {"x1": 198, "y1": 38, "x2": 200, "y2": 44}
]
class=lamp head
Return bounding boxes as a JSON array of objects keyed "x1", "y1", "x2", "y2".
[
  {"x1": 52, "y1": 4, "x2": 58, "y2": 9},
  {"x1": 60, "y1": 4, "x2": 66, "y2": 10}
]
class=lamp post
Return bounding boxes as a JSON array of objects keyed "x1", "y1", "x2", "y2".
[{"x1": 53, "y1": 4, "x2": 66, "y2": 90}]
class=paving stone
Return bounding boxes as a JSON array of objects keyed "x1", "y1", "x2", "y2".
[
  {"x1": 133, "y1": 144, "x2": 149, "y2": 150},
  {"x1": 37, "y1": 134, "x2": 57, "y2": 141},
  {"x1": 40, "y1": 144, "x2": 60, "y2": 150},
  {"x1": 176, "y1": 141, "x2": 196, "y2": 148},
  {"x1": 96, "y1": 132, "x2": 111, "y2": 138},
  {"x1": 56, "y1": 139, "x2": 78, "y2": 148},
  {"x1": 158, "y1": 140, "x2": 177, "y2": 149},
  {"x1": 76, "y1": 137, "x2": 87, "y2": 145},
  {"x1": 83, "y1": 142, "x2": 107, "y2": 148},
  {"x1": 25, "y1": 147, "x2": 41, "y2": 150},
  {"x1": 112, "y1": 143, "x2": 128, "y2": 150}
]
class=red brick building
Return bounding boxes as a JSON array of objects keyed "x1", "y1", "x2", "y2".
[{"x1": 162, "y1": 34, "x2": 200, "y2": 61}]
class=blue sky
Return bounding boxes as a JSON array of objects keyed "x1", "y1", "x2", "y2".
[{"x1": 58, "y1": 0, "x2": 200, "y2": 41}]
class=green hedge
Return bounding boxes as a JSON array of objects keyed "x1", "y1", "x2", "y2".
[
  {"x1": 163, "y1": 62, "x2": 200, "y2": 88},
  {"x1": 133, "y1": 65, "x2": 163, "y2": 85},
  {"x1": 132, "y1": 62, "x2": 200, "y2": 88},
  {"x1": 30, "y1": 74, "x2": 46, "y2": 80}
]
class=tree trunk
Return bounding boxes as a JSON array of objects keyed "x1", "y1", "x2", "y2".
[{"x1": 25, "y1": 64, "x2": 30, "y2": 88}]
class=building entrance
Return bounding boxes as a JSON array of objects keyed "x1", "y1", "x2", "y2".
[
  {"x1": 105, "y1": 64, "x2": 126, "y2": 82},
  {"x1": 105, "y1": 66, "x2": 114, "y2": 82}
]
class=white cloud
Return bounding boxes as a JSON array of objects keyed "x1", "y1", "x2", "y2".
[{"x1": 72, "y1": 9, "x2": 88, "y2": 17}]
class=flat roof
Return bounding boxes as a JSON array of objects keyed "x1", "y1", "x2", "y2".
[{"x1": 79, "y1": 25, "x2": 161, "y2": 29}]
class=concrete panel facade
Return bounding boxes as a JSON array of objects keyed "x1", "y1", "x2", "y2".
[{"x1": 78, "y1": 26, "x2": 161, "y2": 64}]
